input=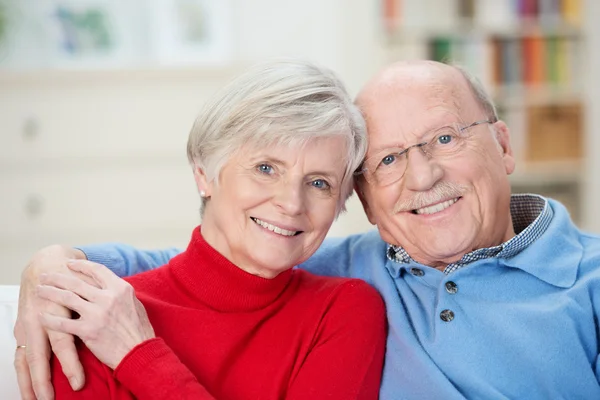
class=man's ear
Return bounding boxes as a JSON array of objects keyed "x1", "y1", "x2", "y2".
[
  {"x1": 493, "y1": 120, "x2": 516, "y2": 175},
  {"x1": 354, "y1": 180, "x2": 377, "y2": 225},
  {"x1": 193, "y1": 164, "x2": 213, "y2": 197}
]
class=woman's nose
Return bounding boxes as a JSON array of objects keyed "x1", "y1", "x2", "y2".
[{"x1": 274, "y1": 182, "x2": 305, "y2": 215}]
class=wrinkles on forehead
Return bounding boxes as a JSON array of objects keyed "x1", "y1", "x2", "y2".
[
  {"x1": 356, "y1": 60, "x2": 469, "y2": 117},
  {"x1": 428, "y1": 77, "x2": 463, "y2": 117}
]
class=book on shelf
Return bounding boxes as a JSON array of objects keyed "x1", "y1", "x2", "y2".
[
  {"x1": 425, "y1": 34, "x2": 580, "y2": 92},
  {"x1": 382, "y1": 0, "x2": 582, "y2": 34}
]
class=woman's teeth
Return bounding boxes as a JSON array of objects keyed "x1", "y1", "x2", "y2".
[
  {"x1": 251, "y1": 217, "x2": 298, "y2": 236},
  {"x1": 415, "y1": 198, "x2": 458, "y2": 215}
]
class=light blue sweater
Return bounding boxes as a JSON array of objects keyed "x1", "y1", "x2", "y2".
[{"x1": 82, "y1": 199, "x2": 600, "y2": 399}]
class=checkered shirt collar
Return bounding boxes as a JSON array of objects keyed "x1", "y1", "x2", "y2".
[{"x1": 386, "y1": 194, "x2": 553, "y2": 275}]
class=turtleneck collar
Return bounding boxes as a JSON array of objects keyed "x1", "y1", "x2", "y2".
[{"x1": 168, "y1": 226, "x2": 294, "y2": 313}]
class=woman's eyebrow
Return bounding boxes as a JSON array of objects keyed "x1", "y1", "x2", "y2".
[
  {"x1": 309, "y1": 170, "x2": 339, "y2": 181},
  {"x1": 247, "y1": 155, "x2": 286, "y2": 166}
]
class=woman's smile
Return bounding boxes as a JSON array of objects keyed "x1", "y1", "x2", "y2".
[{"x1": 250, "y1": 217, "x2": 302, "y2": 237}]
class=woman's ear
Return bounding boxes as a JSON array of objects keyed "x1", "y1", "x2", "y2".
[{"x1": 193, "y1": 164, "x2": 213, "y2": 198}]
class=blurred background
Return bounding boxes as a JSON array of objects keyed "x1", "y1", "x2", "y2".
[{"x1": 0, "y1": 0, "x2": 598, "y2": 284}]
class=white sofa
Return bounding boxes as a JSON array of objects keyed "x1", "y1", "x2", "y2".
[{"x1": 0, "y1": 286, "x2": 21, "y2": 399}]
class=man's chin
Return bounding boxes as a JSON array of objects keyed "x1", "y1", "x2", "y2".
[{"x1": 410, "y1": 240, "x2": 474, "y2": 267}]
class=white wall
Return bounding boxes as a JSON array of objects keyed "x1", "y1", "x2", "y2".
[{"x1": 0, "y1": 1, "x2": 380, "y2": 283}]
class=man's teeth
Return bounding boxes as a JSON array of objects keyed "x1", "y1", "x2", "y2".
[
  {"x1": 252, "y1": 218, "x2": 298, "y2": 236},
  {"x1": 415, "y1": 198, "x2": 458, "y2": 215}
]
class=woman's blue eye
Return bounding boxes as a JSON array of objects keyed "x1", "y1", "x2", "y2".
[
  {"x1": 258, "y1": 164, "x2": 274, "y2": 174},
  {"x1": 437, "y1": 134, "x2": 453, "y2": 145},
  {"x1": 381, "y1": 154, "x2": 396, "y2": 166},
  {"x1": 311, "y1": 179, "x2": 330, "y2": 190}
]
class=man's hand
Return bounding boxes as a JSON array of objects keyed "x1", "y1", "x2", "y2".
[{"x1": 13, "y1": 245, "x2": 88, "y2": 400}]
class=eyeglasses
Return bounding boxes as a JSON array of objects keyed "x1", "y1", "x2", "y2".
[{"x1": 355, "y1": 119, "x2": 495, "y2": 187}]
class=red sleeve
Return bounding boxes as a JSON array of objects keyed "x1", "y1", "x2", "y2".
[
  {"x1": 114, "y1": 338, "x2": 216, "y2": 399},
  {"x1": 52, "y1": 338, "x2": 218, "y2": 399},
  {"x1": 52, "y1": 341, "x2": 132, "y2": 399},
  {"x1": 286, "y1": 280, "x2": 387, "y2": 400}
]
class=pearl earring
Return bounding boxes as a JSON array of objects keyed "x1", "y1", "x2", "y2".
[{"x1": 200, "y1": 190, "x2": 206, "y2": 198}]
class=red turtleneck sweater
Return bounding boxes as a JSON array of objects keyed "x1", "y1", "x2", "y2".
[{"x1": 52, "y1": 228, "x2": 386, "y2": 399}]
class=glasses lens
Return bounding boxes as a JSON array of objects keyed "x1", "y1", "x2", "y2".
[
  {"x1": 371, "y1": 150, "x2": 407, "y2": 186},
  {"x1": 366, "y1": 121, "x2": 486, "y2": 186},
  {"x1": 427, "y1": 127, "x2": 465, "y2": 158}
]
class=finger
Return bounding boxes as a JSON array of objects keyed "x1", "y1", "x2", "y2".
[
  {"x1": 40, "y1": 272, "x2": 101, "y2": 303},
  {"x1": 39, "y1": 312, "x2": 82, "y2": 337},
  {"x1": 13, "y1": 317, "x2": 36, "y2": 400},
  {"x1": 24, "y1": 316, "x2": 55, "y2": 400},
  {"x1": 66, "y1": 260, "x2": 119, "y2": 290},
  {"x1": 14, "y1": 340, "x2": 36, "y2": 400},
  {"x1": 36, "y1": 285, "x2": 90, "y2": 315},
  {"x1": 42, "y1": 297, "x2": 85, "y2": 391},
  {"x1": 48, "y1": 330, "x2": 85, "y2": 390}
]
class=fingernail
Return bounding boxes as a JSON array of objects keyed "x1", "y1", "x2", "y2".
[
  {"x1": 69, "y1": 376, "x2": 81, "y2": 390},
  {"x1": 67, "y1": 259, "x2": 78, "y2": 265}
]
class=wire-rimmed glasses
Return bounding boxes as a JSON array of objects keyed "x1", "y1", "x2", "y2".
[{"x1": 355, "y1": 119, "x2": 495, "y2": 187}]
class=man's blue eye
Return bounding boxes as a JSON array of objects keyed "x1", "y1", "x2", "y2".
[
  {"x1": 311, "y1": 179, "x2": 330, "y2": 190},
  {"x1": 438, "y1": 135, "x2": 453, "y2": 145},
  {"x1": 258, "y1": 164, "x2": 273, "y2": 174},
  {"x1": 381, "y1": 155, "x2": 396, "y2": 166}
]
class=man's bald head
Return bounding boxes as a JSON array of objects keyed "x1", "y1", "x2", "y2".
[{"x1": 356, "y1": 60, "x2": 497, "y2": 123}]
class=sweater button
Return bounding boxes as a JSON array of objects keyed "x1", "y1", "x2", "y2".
[
  {"x1": 440, "y1": 309, "x2": 454, "y2": 322},
  {"x1": 445, "y1": 281, "x2": 458, "y2": 294},
  {"x1": 410, "y1": 268, "x2": 424, "y2": 277}
]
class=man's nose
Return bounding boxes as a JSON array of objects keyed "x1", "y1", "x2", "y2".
[{"x1": 402, "y1": 149, "x2": 443, "y2": 192}]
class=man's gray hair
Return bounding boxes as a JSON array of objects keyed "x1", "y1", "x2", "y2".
[
  {"x1": 187, "y1": 59, "x2": 367, "y2": 213},
  {"x1": 454, "y1": 65, "x2": 499, "y2": 121}
]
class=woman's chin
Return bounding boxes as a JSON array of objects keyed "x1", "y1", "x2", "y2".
[{"x1": 247, "y1": 262, "x2": 291, "y2": 279}]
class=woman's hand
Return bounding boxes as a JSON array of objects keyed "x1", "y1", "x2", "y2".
[
  {"x1": 36, "y1": 260, "x2": 156, "y2": 370},
  {"x1": 14, "y1": 245, "x2": 88, "y2": 400}
]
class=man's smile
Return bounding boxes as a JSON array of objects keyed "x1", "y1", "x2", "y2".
[{"x1": 412, "y1": 197, "x2": 460, "y2": 215}]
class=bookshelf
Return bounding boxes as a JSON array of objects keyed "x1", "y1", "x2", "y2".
[{"x1": 379, "y1": 0, "x2": 587, "y2": 225}]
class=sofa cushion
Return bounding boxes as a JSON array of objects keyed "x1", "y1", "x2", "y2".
[{"x1": 0, "y1": 286, "x2": 21, "y2": 399}]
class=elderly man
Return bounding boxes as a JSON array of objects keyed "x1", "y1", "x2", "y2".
[{"x1": 15, "y1": 61, "x2": 600, "y2": 399}]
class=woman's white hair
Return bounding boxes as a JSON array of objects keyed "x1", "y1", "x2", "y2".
[{"x1": 187, "y1": 59, "x2": 367, "y2": 213}]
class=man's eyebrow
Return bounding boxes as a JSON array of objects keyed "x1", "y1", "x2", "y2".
[{"x1": 368, "y1": 143, "x2": 407, "y2": 155}]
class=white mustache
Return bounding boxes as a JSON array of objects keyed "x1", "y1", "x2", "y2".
[{"x1": 394, "y1": 181, "x2": 469, "y2": 213}]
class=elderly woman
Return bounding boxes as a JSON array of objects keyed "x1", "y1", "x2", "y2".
[{"x1": 35, "y1": 60, "x2": 386, "y2": 399}]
